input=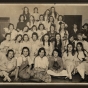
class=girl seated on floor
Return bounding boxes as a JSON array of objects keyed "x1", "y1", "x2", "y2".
[
  {"x1": 74, "y1": 42, "x2": 88, "y2": 82},
  {"x1": 15, "y1": 47, "x2": 33, "y2": 81},
  {"x1": 32, "y1": 47, "x2": 51, "y2": 83},
  {"x1": 0, "y1": 49, "x2": 16, "y2": 82},
  {"x1": 62, "y1": 43, "x2": 76, "y2": 81},
  {"x1": 47, "y1": 49, "x2": 68, "y2": 77}
]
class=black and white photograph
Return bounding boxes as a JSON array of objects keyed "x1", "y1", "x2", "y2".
[{"x1": 0, "y1": 4, "x2": 88, "y2": 84}]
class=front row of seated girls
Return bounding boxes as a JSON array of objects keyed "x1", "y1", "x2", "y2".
[{"x1": 0, "y1": 42, "x2": 88, "y2": 82}]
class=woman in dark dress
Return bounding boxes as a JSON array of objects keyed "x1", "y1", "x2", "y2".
[
  {"x1": 16, "y1": 15, "x2": 26, "y2": 31},
  {"x1": 23, "y1": 6, "x2": 30, "y2": 22}
]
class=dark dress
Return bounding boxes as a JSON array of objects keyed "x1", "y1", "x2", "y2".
[
  {"x1": 23, "y1": 13, "x2": 30, "y2": 23},
  {"x1": 69, "y1": 29, "x2": 80, "y2": 40},
  {"x1": 16, "y1": 22, "x2": 26, "y2": 31},
  {"x1": 81, "y1": 29, "x2": 88, "y2": 41},
  {"x1": 54, "y1": 40, "x2": 62, "y2": 57},
  {"x1": 47, "y1": 31, "x2": 57, "y2": 42}
]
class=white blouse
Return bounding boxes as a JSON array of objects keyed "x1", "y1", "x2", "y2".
[{"x1": 34, "y1": 56, "x2": 49, "y2": 68}]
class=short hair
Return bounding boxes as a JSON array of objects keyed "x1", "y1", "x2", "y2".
[
  {"x1": 34, "y1": 7, "x2": 38, "y2": 13},
  {"x1": 52, "y1": 49, "x2": 59, "y2": 56},
  {"x1": 38, "y1": 23, "x2": 45, "y2": 30},
  {"x1": 48, "y1": 16, "x2": 54, "y2": 23},
  {"x1": 6, "y1": 49, "x2": 15, "y2": 58},
  {"x1": 39, "y1": 14, "x2": 44, "y2": 21},
  {"x1": 50, "y1": 23, "x2": 56, "y2": 31},
  {"x1": 19, "y1": 14, "x2": 25, "y2": 22},
  {"x1": 8, "y1": 23, "x2": 14, "y2": 29},
  {"x1": 15, "y1": 34, "x2": 22, "y2": 42},
  {"x1": 23, "y1": 34, "x2": 29, "y2": 41},
  {"x1": 32, "y1": 32, "x2": 38, "y2": 39},
  {"x1": 23, "y1": 26, "x2": 29, "y2": 32},
  {"x1": 5, "y1": 33, "x2": 11, "y2": 38},
  {"x1": 32, "y1": 25, "x2": 37, "y2": 31},
  {"x1": 21, "y1": 47, "x2": 30, "y2": 56},
  {"x1": 37, "y1": 47, "x2": 46, "y2": 56}
]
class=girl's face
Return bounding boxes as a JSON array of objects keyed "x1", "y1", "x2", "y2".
[
  {"x1": 24, "y1": 8, "x2": 28, "y2": 12},
  {"x1": 53, "y1": 51, "x2": 58, "y2": 58},
  {"x1": 40, "y1": 25, "x2": 43, "y2": 30},
  {"x1": 6, "y1": 35, "x2": 11, "y2": 41},
  {"x1": 32, "y1": 35, "x2": 37, "y2": 41},
  {"x1": 39, "y1": 50, "x2": 44, "y2": 58},
  {"x1": 50, "y1": 17, "x2": 53, "y2": 22},
  {"x1": 23, "y1": 27, "x2": 28, "y2": 32},
  {"x1": 34, "y1": 8, "x2": 38, "y2": 13},
  {"x1": 40, "y1": 16, "x2": 43, "y2": 21},
  {"x1": 84, "y1": 25, "x2": 88, "y2": 29},
  {"x1": 8, "y1": 51, "x2": 14, "y2": 59},
  {"x1": 51, "y1": 26, "x2": 55, "y2": 32},
  {"x1": 56, "y1": 34, "x2": 60, "y2": 41},
  {"x1": 24, "y1": 35, "x2": 29, "y2": 41},
  {"x1": 77, "y1": 44, "x2": 82, "y2": 51},
  {"x1": 59, "y1": 16, "x2": 62, "y2": 21},
  {"x1": 68, "y1": 45, "x2": 73, "y2": 52},
  {"x1": 51, "y1": 8, "x2": 55, "y2": 13},
  {"x1": 30, "y1": 16, "x2": 34, "y2": 21},
  {"x1": 77, "y1": 35, "x2": 82, "y2": 41},
  {"x1": 33, "y1": 26, "x2": 37, "y2": 32},
  {"x1": 74, "y1": 24, "x2": 77, "y2": 29},
  {"x1": 61, "y1": 24, "x2": 65, "y2": 29},
  {"x1": 23, "y1": 49, "x2": 29, "y2": 57},
  {"x1": 9, "y1": 25, "x2": 14, "y2": 30},
  {"x1": 70, "y1": 36, "x2": 74, "y2": 42},
  {"x1": 20, "y1": 16, "x2": 24, "y2": 21},
  {"x1": 17, "y1": 36, "x2": 22, "y2": 42},
  {"x1": 46, "y1": 10, "x2": 49, "y2": 15},
  {"x1": 44, "y1": 35, "x2": 49, "y2": 42}
]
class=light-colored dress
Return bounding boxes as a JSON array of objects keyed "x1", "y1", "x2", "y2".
[
  {"x1": 62, "y1": 52, "x2": 75, "y2": 79},
  {"x1": 30, "y1": 39, "x2": 41, "y2": 63}
]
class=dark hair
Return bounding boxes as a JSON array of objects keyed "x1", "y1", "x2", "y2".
[
  {"x1": 38, "y1": 23, "x2": 45, "y2": 30},
  {"x1": 6, "y1": 49, "x2": 15, "y2": 58},
  {"x1": 5, "y1": 33, "x2": 11, "y2": 38},
  {"x1": 37, "y1": 47, "x2": 46, "y2": 56},
  {"x1": 58, "y1": 15, "x2": 64, "y2": 21},
  {"x1": 32, "y1": 32, "x2": 38, "y2": 39},
  {"x1": 23, "y1": 6, "x2": 29, "y2": 14},
  {"x1": 49, "y1": 7, "x2": 57, "y2": 19},
  {"x1": 23, "y1": 34, "x2": 29, "y2": 41},
  {"x1": 23, "y1": 26, "x2": 29, "y2": 32},
  {"x1": 59, "y1": 23, "x2": 67, "y2": 34},
  {"x1": 76, "y1": 42, "x2": 87, "y2": 59},
  {"x1": 15, "y1": 34, "x2": 22, "y2": 43},
  {"x1": 48, "y1": 16, "x2": 54, "y2": 23},
  {"x1": 8, "y1": 23, "x2": 14, "y2": 29},
  {"x1": 19, "y1": 14, "x2": 25, "y2": 22},
  {"x1": 82, "y1": 23, "x2": 88, "y2": 28},
  {"x1": 52, "y1": 49, "x2": 59, "y2": 56},
  {"x1": 55, "y1": 33, "x2": 62, "y2": 47},
  {"x1": 44, "y1": 9, "x2": 50, "y2": 19},
  {"x1": 34, "y1": 7, "x2": 38, "y2": 13},
  {"x1": 42, "y1": 34, "x2": 50, "y2": 46},
  {"x1": 29, "y1": 15, "x2": 35, "y2": 24},
  {"x1": 66, "y1": 43, "x2": 75, "y2": 56},
  {"x1": 39, "y1": 14, "x2": 45, "y2": 21},
  {"x1": 50, "y1": 23, "x2": 56, "y2": 32},
  {"x1": 21, "y1": 47, "x2": 30, "y2": 56},
  {"x1": 31, "y1": 25, "x2": 37, "y2": 31}
]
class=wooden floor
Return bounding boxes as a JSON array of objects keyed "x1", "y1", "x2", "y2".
[{"x1": 0, "y1": 73, "x2": 88, "y2": 83}]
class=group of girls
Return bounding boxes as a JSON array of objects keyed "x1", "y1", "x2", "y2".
[{"x1": 0, "y1": 6, "x2": 88, "y2": 83}]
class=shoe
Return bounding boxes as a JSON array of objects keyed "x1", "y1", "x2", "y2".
[
  {"x1": 69, "y1": 79, "x2": 72, "y2": 82},
  {"x1": 80, "y1": 78, "x2": 85, "y2": 82}
]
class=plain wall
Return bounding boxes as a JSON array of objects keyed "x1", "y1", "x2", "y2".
[{"x1": 0, "y1": 4, "x2": 88, "y2": 28}]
